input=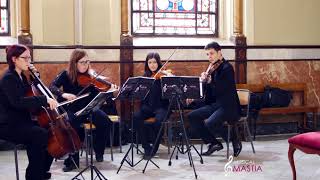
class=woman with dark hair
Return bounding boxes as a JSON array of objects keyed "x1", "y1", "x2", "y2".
[
  {"x1": 0, "y1": 44, "x2": 58, "y2": 180},
  {"x1": 49, "y1": 49, "x2": 112, "y2": 172},
  {"x1": 133, "y1": 52, "x2": 171, "y2": 160}
]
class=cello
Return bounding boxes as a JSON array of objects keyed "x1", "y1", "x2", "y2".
[{"x1": 26, "y1": 65, "x2": 81, "y2": 158}]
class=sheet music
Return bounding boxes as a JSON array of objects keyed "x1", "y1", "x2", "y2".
[
  {"x1": 116, "y1": 76, "x2": 155, "y2": 100},
  {"x1": 74, "y1": 91, "x2": 111, "y2": 117},
  {"x1": 161, "y1": 76, "x2": 202, "y2": 99}
]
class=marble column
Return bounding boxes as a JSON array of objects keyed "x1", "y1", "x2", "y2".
[
  {"x1": 120, "y1": 0, "x2": 133, "y2": 121},
  {"x1": 18, "y1": 0, "x2": 32, "y2": 45},
  {"x1": 230, "y1": 0, "x2": 247, "y2": 84}
]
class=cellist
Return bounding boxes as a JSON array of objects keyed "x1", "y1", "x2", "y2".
[
  {"x1": 49, "y1": 49, "x2": 112, "y2": 172},
  {"x1": 0, "y1": 44, "x2": 58, "y2": 180}
]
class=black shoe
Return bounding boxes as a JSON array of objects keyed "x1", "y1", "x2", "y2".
[
  {"x1": 143, "y1": 154, "x2": 152, "y2": 160},
  {"x1": 96, "y1": 154, "x2": 104, "y2": 162},
  {"x1": 43, "y1": 172, "x2": 51, "y2": 179},
  {"x1": 232, "y1": 140, "x2": 242, "y2": 157},
  {"x1": 62, "y1": 164, "x2": 77, "y2": 172},
  {"x1": 201, "y1": 143, "x2": 223, "y2": 156},
  {"x1": 143, "y1": 149, "x2": 155, "y2": 160}
]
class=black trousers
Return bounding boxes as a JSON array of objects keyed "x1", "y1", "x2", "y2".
[
  {"x1": 65, "y1": 109, "x2": 111, "y2": 166},
  {"x1": 188, "y1": 104, "x2": 235, "y2": 145},
  {"x1": 133, "y1": 105, "x2": 168, "y2": 153},
  {"x1": 1, "y1": 124, "x2": 53, "y2": 180}
]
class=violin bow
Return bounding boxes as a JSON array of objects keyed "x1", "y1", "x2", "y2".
[{"x1": 153, "y1": 47, "x2": 179, "y2": 78}]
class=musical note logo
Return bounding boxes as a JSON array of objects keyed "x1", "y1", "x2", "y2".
[
  {"x1": 183, "y1": 84, "x2": 187, "y2": 92},
  {"x1": 163, "y1": 84, "x2": 168, "y2": 93},
  {"x1": 134, "y1": 86, "x2": 140, "y2": 93},
  {"x1": 224, "y1": 155, "x2": 233, "y2": 175}
]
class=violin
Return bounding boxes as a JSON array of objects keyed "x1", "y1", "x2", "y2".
[
  {"x1": 152, "y1": 69, "x2": 174, "y2": 79},
  {"x1": 201, "y1": 59, "x2": 224, "y2": 83},
  {"x1": 77, "y1": 73, "x2": 112, "y2": 92},
  {"x1": 151, "y1": 48, "x2": 178, "y2": 79},
  {"x1": 77, "y1": 68, "x2": 120, "y2": 92}
]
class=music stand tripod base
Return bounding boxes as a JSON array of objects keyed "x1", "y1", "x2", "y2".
[
  {"x1": 71, "y1": 92, "x2": 112, "y2": 180},
  {"x1": 116, "y1": 77, "x2": 160, "y2": 173},
  {"x1": 143, "y1": 76, "x2": 205, "y2": 179}
]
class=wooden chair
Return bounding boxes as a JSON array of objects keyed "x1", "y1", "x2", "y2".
[
  {"x1": 136, "y1": 117, "x2": 173, "y2": 154},
  {"x1": 288, "y1": 132, "x2": 320, "y2": 180},
  {"x1": 13, "y1": 144, "x2": 19, "y2": 180},
  {"x1": 82, "y1": 115, "x2": 122, "y2": 162},
  {"x1": 108, "y1": 115, "x2": 122, "y2": 161},
  {"x1": 82, "y1": 123, "x2": 96, "y2": 166},
  {"x1": 200, "y1": 89, "x2": 256, "y2": 158},
  {"x1": 135, "y1": 117, "x2": 156, "y2": 154},
  {"x1": 226, "y1": 89, "x2": 255, "y2": 159}
]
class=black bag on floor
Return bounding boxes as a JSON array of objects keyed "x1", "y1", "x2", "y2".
[{"x1": 262, "y1": 85, "x2": 292, "y2": 108}]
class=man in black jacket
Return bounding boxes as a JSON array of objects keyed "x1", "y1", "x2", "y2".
[{"x1": 187, "y1": 41, "x2": 242, "y2": 157}]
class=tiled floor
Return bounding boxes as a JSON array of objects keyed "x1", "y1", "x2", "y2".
[{"x1": 0, "y1": 136, "x2": 319, "y2": 180}]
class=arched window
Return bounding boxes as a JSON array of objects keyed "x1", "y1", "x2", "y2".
[
  {"x1": 131, "y1": 0, "x2": 218, "y2": 36},
  {"x1": 0, "y1": 0, "x2": 10, "y2": 36}
]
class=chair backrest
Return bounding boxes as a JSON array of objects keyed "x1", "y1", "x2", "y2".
[{"x1": 237, "y1": 89, "x2": 251, "y2": 119}]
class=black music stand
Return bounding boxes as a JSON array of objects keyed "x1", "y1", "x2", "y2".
[
  {"x1": 71, "y1": 91, "x2": 113, "y2": 180},
  {"x1": 142, "y1": 76, "x2": 203, "y2": 179},
  {"x1": 116, "y1": 76, "x2": 159, "y2": 173}
]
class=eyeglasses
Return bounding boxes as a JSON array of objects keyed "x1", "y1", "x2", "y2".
[
  {"x1": 77, "y1": 60, "x2": 90, "y2": 65},
  {"x1": 19, "y1": 56, "x2": 32, "y2": 62}
]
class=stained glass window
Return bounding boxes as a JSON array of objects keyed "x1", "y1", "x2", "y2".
[
  {"x1": 132, "y1": 0, "x2": 218, "y2": 36},
  {"x1": 0, "y1": 0, "x2": 10, "y2": 36}
]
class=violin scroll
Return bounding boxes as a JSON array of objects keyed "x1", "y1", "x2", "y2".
[{"x1": 28, "y1": 64, "x2": 40, "y2": 78}]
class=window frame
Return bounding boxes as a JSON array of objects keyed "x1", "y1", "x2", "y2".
[
  {"x1": 131, "y1": 0, "x2": 219, "y2": 37},
  {"x1": 0, "y1": 0, "x2": 10, "y2": 36}
]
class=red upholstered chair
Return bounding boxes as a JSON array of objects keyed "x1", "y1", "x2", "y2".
[{"x1": 288, "y1": 132, "x2": 320, "y2": 180}]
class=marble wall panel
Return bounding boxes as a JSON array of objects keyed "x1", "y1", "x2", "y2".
[
  {"x1": 1, "y1": 56, "x2": 318, "y2": 109},
  {"x1": 248, "y1": 48, "x2": 320, "y2": 60},
  {"x1": 0, "y1": 64, "x2": 7, "y2": 76},
  {"x1": 248, "y1": 61, "x2": 320, "y2": 107},
  {"x1": 0, "y1": 63, "x2": 120, "y2": 87}
]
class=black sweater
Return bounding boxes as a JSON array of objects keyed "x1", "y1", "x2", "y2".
[
  {"x1": 49, "y1": 70, "x2": 97, "y2": 113},
  {"x1": 0, "y1": 69, "x2": 47, "y2": 127}
]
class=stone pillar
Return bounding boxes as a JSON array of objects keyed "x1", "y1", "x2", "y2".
[
  {"x1": 230, "y1": 0, "x2": 247, "y2": 84},
  {"x1": 120, "y1": 0, "x2": 133, "y2": 121},
  {"x1": 121, "y1": 0, "x2": 129, "y2": 35},
  {"x1": 18, "y1": 0, "x2": 32, "y2": 45}
]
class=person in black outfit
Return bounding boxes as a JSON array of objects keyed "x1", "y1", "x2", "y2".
[
  {"x1": 187, "y1": 42, "x2": 242, "y2": 157},
  {"x1": 49, "y1": 49, "x2": 113, "y2": 172},
  {"x1": 0, "y1": 44, "x2": 58, "y2": 180},
  {"x1": 133, "y1": 52, "x2": 171, "y2": 160}
]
